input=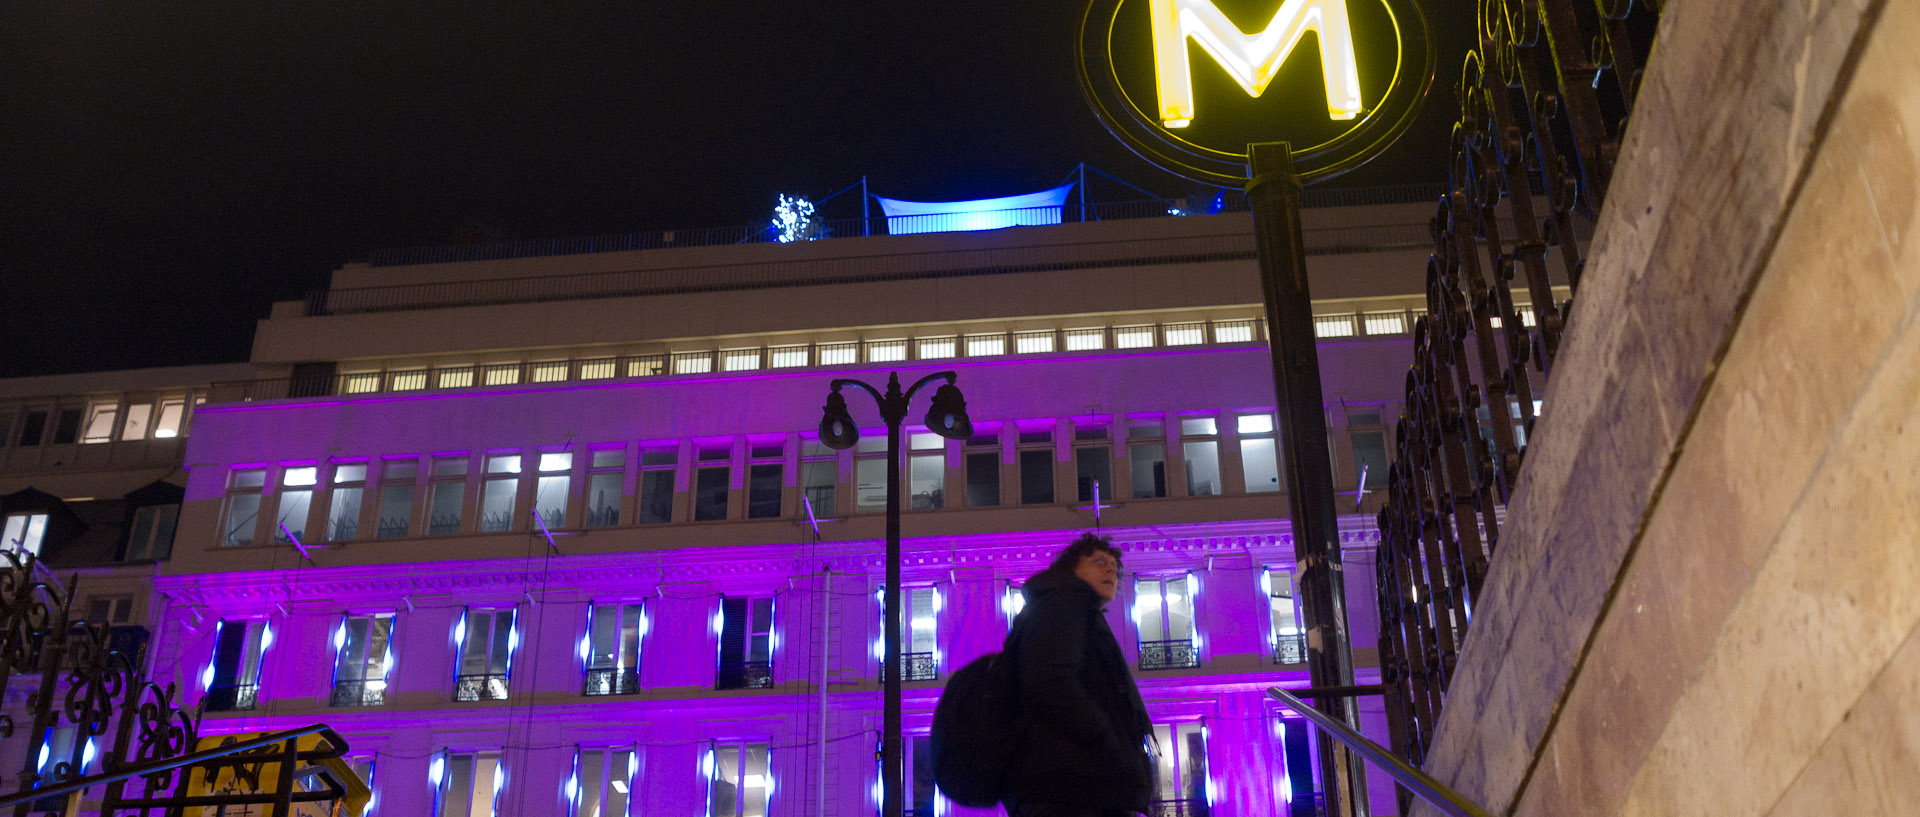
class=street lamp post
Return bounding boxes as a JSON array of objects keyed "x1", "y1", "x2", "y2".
[{"x1": 818, "y1": 371, "x2": 972, "y2": 817}]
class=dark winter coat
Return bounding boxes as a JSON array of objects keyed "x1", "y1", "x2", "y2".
[{"x1": 1001, "y1": 569, "x2": 1154, "y2": 812}]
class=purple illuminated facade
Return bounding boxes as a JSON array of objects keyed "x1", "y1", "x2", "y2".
[{"x1": 4, "y1": 199, "x2": 1555, "y2": 816}]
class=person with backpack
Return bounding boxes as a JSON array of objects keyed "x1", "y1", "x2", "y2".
[{"x1": 1000, "y1": 532, "x2": 1155, "y2": 817}]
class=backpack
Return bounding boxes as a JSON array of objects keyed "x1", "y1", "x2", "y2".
[{"x1": 930, "y1": 649, "x2": 1024, "y2": 807}]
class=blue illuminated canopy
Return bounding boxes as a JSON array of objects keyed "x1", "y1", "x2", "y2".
[{"x1": 873, "y1": 183, "x2": 1076, "y2": 235}]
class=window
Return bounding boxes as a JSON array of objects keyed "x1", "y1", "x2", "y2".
[
  {"x1": 121, "y1": 402, "x2": 153, "y2": 440},
  {"x1": 482, "y1": 362, "x2": 520, "y2": 386},
  {"x1": 326, "y1": 463, "x2": 367, "y2": 541},
  {"x1": 672, "y1": 351, "x2": 713, "y2": 374},
  {"x1": 479, "y1": 454, "x2": 521, "y2": 533},
  {"x1": 50, "y1": 408, "x2": 77, "y2": 443},
  {"x1": 582, "y1": 602, "x2": 645, "y2": 696},
  {"x1": 585, "y1": 450, "x2": 625, "y2": 528},
  {"x1": 747, "y1": 441, "x2": 783, "y2": 519},
  {"x1": 1114, "y1": 325, "x2": 1154, "y2": 349},
  {"x1": 800, "y1": 439, "x2": 838, "y2": 517},
  {"x1": 223, "y1": 468, "x2": 266, "y2": 547},
  {"x1": 908, "y1": 432, "x2": 944, "y2": 511},
  {"x1": 1266, "y1": 569, "x2": 1304, "y2": 665},
  {"x1": 1073, "y1": 421, "x2": 1111, "y2": 503},
  {"x1": 3, "y1": 513, "x2": 49, "y2": 556},
  {"x1": 579, "y1": 358, "x2": 617, "y2": 380},
  {"x1": 454, "y1": 609, "x2": 516, "y2": 701},
  {"x1": 126, "y1": 503, "x2": 179, "y2": 561},
  {"x1": 916, "y1": 337, "x2": 956, "y2": 360},
  {"x1": 389, "y1": 370, "x2": 428, "y2": 391},
  {"x1": 570, "y1": 747, "x2": 636, "y2": 817},
  {"x1": 85, "y1": 596, "x2": 133, "y2": 626},
  {"x1": 536, "y1": 452, "x2": 573, "y2": 529},
  {"x1": 1348, "y1": 407, "x2": 1390, "y2": 492},
  {"x1": 818, "y1": 343, "x2": 856, "y2": 366},
  {"x1": 1163, "y1": 322, "x2": 1205, "y2": 346},
  {"x1": 637, "y1": 447, "x2": 676, "y2": 524},
  {"x1": 152, "y1": 398, "x2": 186, "y2": 438},
  {"x1": 964, "y1": 333, "x2": 1006, "y2": 357},
  {"x1": 431, "y1": 751, "x2": 502, "y2": 817},
  {"x1": 965, "y1": 428, "x2": 1000, "y2": 507},
  {"x1": 1180, "y1": 416, "x2": 1221, "y2": 496},
  {"x1": 716, "y1": 596, "x2": 774, "y2": 690},
  {"x1": 708, "y1": 743, "x2": 771, "y2": 817},
  {"x1": 1362, "y1": 310, "x2": 1408, "y2": 335},
  {"x1": 1064, "y1": 327, "x2": 1105, "y2": 351},
  {"x1": 1149, "y1": 722, "x2": 1210, "y2": 813},
  {"x1": 1314, "y1": 314, "x2": 1357, "y2": 338},
  {"x1": 429, "y1": 456, "x2": 469, "y2": 535},
  {"x1": 768, "y1": 346, "x2": 808, "y2": 368},
  {"x1": 530, "y1": 360, "x2": 569, "y2": 383},
  {"x1": 19, "y1": 410, "x2": 47, "y2": 446},
  {"x1": 694, "y1": 445, "x2": 731, "y2": 521},
  {"x1": 1212, "y1": 319, "x2": 1257, "y2": 343},
  {"x1": 722, "y1": 348, "x2": 761, "y2": 372},
  {"x1": 274, "y1": 466, "x2": 318, "y2": 543},
  {"x1": 1135, "y1": 575, "x2": 1199, "y2": 670},
  {"x1": 204, "y1": 619, "x2": 270, "y2": 712},
  {"x1": 438, "y1": 366, "x2": 477, "y2": 389},
  {"x1": 80, "y1": 400, "x2": 118, "y2": 444},
  {"x1": 377, "y1": 459, "x2": 419, "y2": 538},
  {"x1": 865, "y1": 339, "x2": 906, "y2": 362},
  {"x1": 1013, "y1": 330, "x2": 1054, "y2": 354},
  {"x1": 1017, "y1": 428, "x2": 1054, "y2": 505},
  {"x1": 1237, "y1": 413, "x2": 1282, "y2": 494},
  {"x1": 1128, "y1": 419, "x2": 1167, "y2": 499},
  {"x1": 854, "y1": 435, "x2": 888, "y2": 513},
  {"x1": 331, "y1": 613, "x2": 394, "y2": 706},
  {"x1": 1276, "y1": 717, "x2": 1319, "y2": 814},
  {"x1": 899, "y1": 587, "x2": 939, "y2": 681},
  {"x1": 909, "y1": 735, "x2": 939, "y2": 817},
  {"x1": 1002, "y1": 582, "x2": 1027, "y2": 631}
]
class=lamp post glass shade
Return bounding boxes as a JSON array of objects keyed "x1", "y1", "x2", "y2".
[
  {"x1": 925, "y1": 383, "x2": 973, "y2": 439},
  {"x1": 820, "y1": 388, "x2": 860, "y2": 449}
]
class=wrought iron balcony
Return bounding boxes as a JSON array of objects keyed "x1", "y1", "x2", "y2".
[
  {"x1": 716, "y1": 660, "x2": 773, "y2": 690},
  {"x1": 584, "y1": 667, "x2": 640, "y2": 696},
  {"x1": 204, "y1": 684, "x2": 258, "y2": 713},
  {"x1": 1138, "y1": 639, "x2": 1200, "y2": 671},
  {"x1": 1272, "y1": 632, "x2": 1307, "y2": 665},
  {"x1": 453, "y1": 673, "x2": 510, "y2": 702},
  {"x1": 329, "y1": 680, "x2": 386, "y2": 707},
  {"x1": 1147, "y1": 797, "x2": 1210, "y2": 817},
  {"x1": 901, "y1": 652, "x2": 936, "y2": 682}
]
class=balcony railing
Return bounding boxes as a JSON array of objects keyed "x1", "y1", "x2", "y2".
[
  {"x1": 204, "y1": 684, "x2": 258, "y2": 713},
  {"x1": 1272, "y1": 633, "x2": 1307, "y2": 665},
  {"x1": 1147, "y1": 798, "x2": 1210, "y2": 817},
  {"x1": 584, "y1": 667, "x2": 640, "y2": 696},
  {"x1": 329, "y1": 680, "x2": 386, "y2": 707},
  {"x1": 901, "y1": 652, "x2": 936, "y2": 682},
  {"x1": 1138, "y1": 640, "x2": 1199, "y2": 671},
  {"x1": 715, "y1": 660, "x2": 773, "y2": 690},
  {"x1": 453, "y1": 673, "x2": 510, "y2": 702}
]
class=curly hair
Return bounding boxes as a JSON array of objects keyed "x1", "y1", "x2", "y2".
[{"x1": 1042, "y1": 532, "x2": 1124, "y2": 577}]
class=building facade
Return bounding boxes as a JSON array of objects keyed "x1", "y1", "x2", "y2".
[{"x1": 9, "y1": 195, "x2": 1560, "y2": 816}]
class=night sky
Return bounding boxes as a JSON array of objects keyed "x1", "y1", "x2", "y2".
[{"x1": 0, "y1": 2, "x2": 1463, "y2": 379}]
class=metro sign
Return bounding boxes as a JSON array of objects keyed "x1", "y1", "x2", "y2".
[
  {"x1": 1077, "y1": 0, "x2": 1433, "y2": 185},
  {"x1": 1149, "y1": 0, "x2": 1363, "y2": 128}
]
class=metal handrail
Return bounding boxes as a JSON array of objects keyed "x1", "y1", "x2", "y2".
[
  {"x1": 1266, "y1": 687, "x2": 1493, "y2": 817},
  {"x1": 0, "y1": 724, "x2": 347, "y2": 809}
]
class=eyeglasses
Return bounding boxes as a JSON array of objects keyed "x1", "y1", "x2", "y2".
[{"x1": 1083, "y1": 554, "x2": 1119, "y2": 571}]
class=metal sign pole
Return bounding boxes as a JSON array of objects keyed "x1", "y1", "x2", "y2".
[{"x1": 1247, "y1": 141, "x2": 1369, "y2": 817}]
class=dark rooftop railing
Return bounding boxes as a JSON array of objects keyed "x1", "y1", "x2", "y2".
[{"x1": 360, "y1": 184, "x2": 1444, "y2": 268}]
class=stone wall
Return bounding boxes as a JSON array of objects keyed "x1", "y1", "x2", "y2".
[{"x1": 1414, "y1": 0, "x2": 1920, "y2": 815}]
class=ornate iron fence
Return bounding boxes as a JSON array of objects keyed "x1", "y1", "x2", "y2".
[
  {"x1": 1374, "y1": 0, "x2": 1658, "y2": 775},
  {"x1": 1138, "y1": 639, "x2": 1199, "y2": 671},
  {"x1": 1272, "y1": 633, "x2": 1308, "y2": 665},
  {"x1": 453, "y1": 673, "x2": 510, "y2": 702},
  {"x1": 584, "y1": 667, "x2": 640, "y2": 696},
  {"x1": 716, "y1": 660, "x2": 773, "y2": 690},
  {"x1": 203, "y1": 683, "x2": 259, "y2": 713},
  {"x1": 901, "y1": 652, "x2": 936, "y2": 682},
  {"x1": 329, "y1": 679, "x2": 386, "y2": 707}
]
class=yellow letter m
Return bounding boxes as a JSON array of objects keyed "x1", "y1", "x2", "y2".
[{"x1": 1148, "y1": 0, "x2": 1363, "y2": 127}]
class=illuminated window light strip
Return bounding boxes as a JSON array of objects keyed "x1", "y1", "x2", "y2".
[
  {"x1": 721, "y1": 350, "x2": 762, "y2": 372},
  {"x1": 1115, "y1": 326, "x2": 1155, "y2": 349},
  {"x1": 1148, "y1": 0, "x2": 1363, "y2": 127},
  {"x1": 1164, "y1": 324, "x2": 1205, "y2": 346},
  {"x1": 965, "y1": 335, "x2": 1007, "y2": 357},
  {"x1": 768, "y1": 347, "x2": 809, "y2": 368},
  {"x1": 865, "y1": 341, "x2": 907, "y2": 363},
  {"x1": 1013, "y1": 333, "x2": 1055, "y2": 354},
  {"x1": 917, "y1": 338, "x2": 957, "y2": 359},
  {"x1": 1313, "y1": 315, "x2": 1355, "y2": 338},
  {"x1": 818, "y1": 344, "x2": 857, "y2": 366},
  {"x1": 1064, "y1": 329, "x2": 1105, "y2": 351},
  {"x1": 1362, "y1": 312, "x2": 1407, "y2": 335}
]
